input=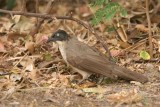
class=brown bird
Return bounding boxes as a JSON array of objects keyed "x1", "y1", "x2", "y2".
[{"x1": 47, "y1": 30, "x2": 148, "y2": 83}]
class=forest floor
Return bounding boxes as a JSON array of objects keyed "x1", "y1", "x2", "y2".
[{"x1": 0, "y1": 0, "x2": 160, "y2": 107}]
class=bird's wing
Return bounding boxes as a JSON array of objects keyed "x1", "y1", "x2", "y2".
[
  {"x1": 67, "y1": 54, "x2": 117, "y2": 79},
  {"x1": 65, "y1": 37, "x2": 115, "y2": 78}
]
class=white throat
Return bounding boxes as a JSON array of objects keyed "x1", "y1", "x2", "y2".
[{"x1": 56, "y1": 41, "x2": 67, "y2": 63}]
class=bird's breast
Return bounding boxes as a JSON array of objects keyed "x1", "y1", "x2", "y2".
[{"x1": 57, "y1": 41, "x2": 68, "y2": 63}]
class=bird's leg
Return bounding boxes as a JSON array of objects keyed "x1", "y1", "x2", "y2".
[
  {"x1": 78, "y1": 71, "x2": 92, "y2": 84},
  {"x1": 97, "y1": 76, "x2": 104, "y2": 84},
  {"x1": 71, "y1": 67, "x2": 92, "y2": 84}
]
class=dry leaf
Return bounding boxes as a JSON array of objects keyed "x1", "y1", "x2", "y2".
[
  {"x1": 145, "y1": 63, "x2": 154, "y2": 72},
  {"x1": 82, "y1": 86, "x2": 107, "y2": 94},
  {"x1": 12, "y1": 15, "x2": 21, "y2": 23},
  {"x1": 12, "y1": 15, "x2": 35, "y2": 33},
  {"x1": 25, "y1": 63, "x2": 34, "y2": 72},
  {"x1": 10, "y1": 73, "x2": 22, "y2": 82},
  {"x1": 29, "y1": 69, "x2": 38, "y2": 81},
  {"x1": 76, "y1": 5, "x2": 91, "y2": 17},
  {"x1": 7, "y1": 32, "x2": 27, "y2": 42},
  {"x1": 110, "y1": 50, "x2": 121, "y2": 57},
  {"x1": 0, "y1": 39, "x2": 6, "y2": 52},
  {"x1": 117, "y1": 25, "x2": 128, "y2": 42},
  {"x1": 78, "y1": 81, "x2": 96, "y2": 88},
  {"x1": 28, "y1": 99, "x2": 38, "y2": 107},
  {"x1": 107, "y1": 89, "x2": 142, "y2": 104},
  {"x1": 25, "y1": 41, "x2": 35, "y2": 53},
  {"x1": 118, "y1": 40, "x2": 131, "y2": 49},
  {"x1": 58, "y1": 74, "x2": 70, "y2": 87},
  {"x1": 130, "y1": 81, "x2": 142, "y2": 86},
  {"x1": 3, "y1": 20, "x2": 14, "y2": 31},
  {"x1": 1, "y1": 87, "x2": 16, "y2": 100},
  {"x1": 107, "y1": 39, "x2": 118, "y2": 46},
  {"x1": 35, "y1": 33, "x2": 48, "y2": 44},
  {"x1": 158, "y1": 66, "x2": 160, "y2": 71},
  {"x1": 135, "y1": 24, "x2": 149, "y2": 32},
  {"x1": 158, "y1": 41, "x2": 160, "y2": 53},
  {"x1": 98, "y1": 24, "x2": 106, "y2": 32}
]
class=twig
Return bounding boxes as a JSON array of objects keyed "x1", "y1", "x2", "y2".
[
  {"x1": 13, "y1": 52, "x2": 28, "y2": 68},
  {"x1": 35, "y1": 0, "x2": 39, "y2": 30},
  {"x1": 29, "y1": 0, "x2": 55, "y2": 37},
  {"x1": 21, "y1": 0, "x2": 26, "y2": 12},
  {"x1": 124, "y1": 38, "x2": 147, "y2": 52},
  {"x1": 45, "y1": 0, "x2": 55, "y2": 13},
  {"x1": 145, "y1": 0, "x2": 153, "y2": 58},
  {"x1": 88, "y1": 4, "x2": 111, "y2": 57},
  {"x1": 6, "y1": 55, "x2": 41, "y2": 61},
  {"x1": 35, "y1": 0, "x2": 39, "y2": 13},
  {"x1": 0, "y1": 9, "x2": 111, "y2": 56},
  {"x1": 17, "y1": 87, "x2": 55, "y2": 92},
  {"x1": 0, "y1": 72, "x2": 12, "y2": 76},
  {"x1": 0, "y1": 9, "x2": 94, "y2": 32}
]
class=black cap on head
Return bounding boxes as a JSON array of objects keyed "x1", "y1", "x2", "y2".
[{"x1": 47, "y1": 30, "x2": 69, "y2": 42}]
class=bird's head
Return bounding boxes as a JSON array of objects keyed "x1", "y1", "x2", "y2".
[{"x1": 47, "y1": 30, "x2": 69, "y2": 43}]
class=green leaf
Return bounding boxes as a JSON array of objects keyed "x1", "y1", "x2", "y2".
[
  {"x1": 105, "y1": 8, "x2": 117, "y2": 21},
  {"x1": 139, "y1": 50, "x2": 150, "y2": 60},
  {"x1": 91, "y1": 1, "x2": 127, "y2": 25},
  {"x1": 7, "y1": 0, "x2": 16, "y2": 10},
  {"x1": 106, "y1": 26, "x2": 115, "y2": 32},
  {"x1": 91, "y1": 8, "x2": 104, "y2": 25},
  {"x1": 43, "y1": 53, "x2": 52, "y2": 61},
  {"x1": 91, "y1": 0, "x2": 109, "y2": 7},
  {"x1": 120, "y1": 7, "x2": 127, "y2": 16}
]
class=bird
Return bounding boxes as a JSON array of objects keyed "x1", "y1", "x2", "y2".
[{"x1": 47, "y1": 29, "x2": 148, "y2": 83}]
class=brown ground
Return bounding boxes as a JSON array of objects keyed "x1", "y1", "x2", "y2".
[{"x1": 0, "y1": 0, "x2": 160, "y2": 107}]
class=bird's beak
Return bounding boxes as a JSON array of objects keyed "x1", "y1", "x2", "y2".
[{"x1": 47, "y1": 37, "x2": 56, "y2": 43}]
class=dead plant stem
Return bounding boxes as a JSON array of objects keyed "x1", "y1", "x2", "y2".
[{"x1": 145, "y1": 0, "x2": 153, "y2": 58}]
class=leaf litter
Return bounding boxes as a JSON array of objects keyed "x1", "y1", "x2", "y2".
[{"x1": 0, "y1": 0, "x2": 160, "y2": 107}]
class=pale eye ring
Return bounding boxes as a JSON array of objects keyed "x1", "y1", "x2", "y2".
[{"x1": 56, "y1": 33, "x2": 60, "y2": 36}]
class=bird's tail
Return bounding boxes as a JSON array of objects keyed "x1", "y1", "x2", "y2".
[{"x1": 112, "y1": 65, "x2": 148, "y2": 83}]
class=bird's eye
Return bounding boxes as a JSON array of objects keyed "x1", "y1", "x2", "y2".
[{"x1": 56, "y1": 33, "x2": 60, "y2": 37}]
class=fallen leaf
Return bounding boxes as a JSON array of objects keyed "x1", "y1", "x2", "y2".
[
  {"x1": 78, "y1": 81, "x2": 96, "y2": 88},
  {"x1": 130, "y1": 81, "x2": 142, "y2": 86},
  {"x1": 0, "y1": 39, "x2": 6, "y2": 52},
  {"x1": 35, "y1": 33, "x2": 49, "y2": 44},
  {"x1": 145, "y1": 63, "x2": 154, "y2": 72},
  {"x1": 25, "y1": 41, "x2": 35, "y2": 53},
  {"x1": 10, "y1": 73, "x2": 22, "y2": 82},
  {"x1": 110, "y1": 49, "x2": 122, "y2": 57},
  {"x1": 135, "y1": 24, "x2": 149, "y2": 32},
  {"x1": 12, "y1": 15, "x2": 21, "y2": 23},
  {"x1": 107, "y1": 39, "x2": 118, "y2": 46},
  {"x1": 25, "y1": 63, "x2": 34, "y2": 72},
  {"x1": 1, "y1": 87, "x2": 16, "y2": 100},
  {"x1": 7, "y1": 32, "x2": 27, "y2": 42},
  {"x1": 116, "y1": 25, "x2": 128, "y2": 42},
  {"x1": 107, "y1": 89, "x2": 142, "y2": 104},
  {"x1": 12, "y1": 15, "x2": 35, "y2": 33},
  {"x1": 139, "y1": 50, "x2": 150, "y2": 60},
  {"x1": 82, "y1": 86, "x2": 107, "y2": 94},
  {"x1": 158, "y1": 40, "x2": 160, "y2": 53},
  {"x1": 29, "y1": 69, "x2": 38, "y2": 81},
  {"x1": 43, "y1": 53, "x2": 53, "y2": 61}
]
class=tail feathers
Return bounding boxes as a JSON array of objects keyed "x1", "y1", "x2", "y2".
[{"x1": 112, "y1": 65, "x2": 148, "y2": 83}]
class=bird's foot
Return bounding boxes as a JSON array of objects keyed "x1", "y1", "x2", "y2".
[{"x1": 69, "y1": 74, "x2": 91, "y2": 84}]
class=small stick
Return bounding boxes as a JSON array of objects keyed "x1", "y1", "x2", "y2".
[
  {"x1": 145, "y1": 0, "x2": 153, "y2": 58},
  {"x1": 0, "y1": 9, "x2": 111, "y2": 57}
]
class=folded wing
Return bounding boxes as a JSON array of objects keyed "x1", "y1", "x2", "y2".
[{"x1": 66, "y1": 37, "x2": 148, "y2": 83}]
